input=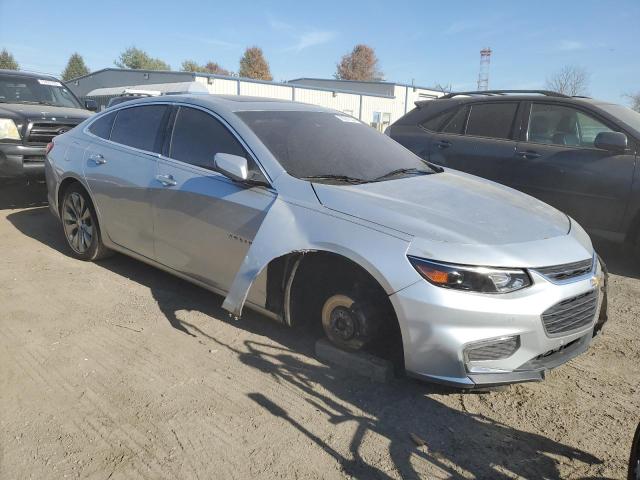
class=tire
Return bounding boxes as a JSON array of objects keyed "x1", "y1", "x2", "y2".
[
  {"x1": 60, "y1": 183, "x2": 111, "y2": 261},
  {"x1": 630, "y1": 421, "x2": 640, "y2": 480},
  {"x1": 318, "y1": 278, "x2": 385, "y2": 351}
]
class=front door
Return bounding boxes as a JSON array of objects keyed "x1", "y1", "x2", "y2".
[
  {"x1": 509, "y1": 102, "x2": 636, "y2": 234},
  {"x1": 152, "y1": 105, "x2": 275, "y2": 292},
  {"x1": 83, "y1": 104, "x2": 169, "y2": 259}
]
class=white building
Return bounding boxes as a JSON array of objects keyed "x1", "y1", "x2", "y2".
[{"x1": 67, "y1": 69, "x2": 442, "y2": 129}]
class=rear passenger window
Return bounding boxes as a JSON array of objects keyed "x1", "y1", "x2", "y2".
[
  {"x1": 420, "y1": 110, "x2": 451, "y2": 132},
  {"x1": 88, "y1": 111, "x2": 116, "y2": 139},
  {"x1": 466, "y1": 103, "x2": 518, "y2": 139},
  {"x1": 111, "y1": 105, "x2": 168, "y2": 152},
  {"x1": 441, "y1": 106, "x2": 468, "y2": 134}
]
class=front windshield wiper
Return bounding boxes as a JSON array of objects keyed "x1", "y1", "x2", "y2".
[
  {"x1": 372, "y1": 167, "x2": 434, "y2": 182},
  {"x1": 301, "y1": 174, "x2": 368, "y2": 184}
]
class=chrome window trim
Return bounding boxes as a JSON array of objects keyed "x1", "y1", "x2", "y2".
[
  {"x1": 83, "y1": 100, "x2": 273, "y2": 188},
  {"x1": 83, "y1": 102, "x2": 171, "y2": 158}
]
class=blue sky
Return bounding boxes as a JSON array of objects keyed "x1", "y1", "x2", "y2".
[{"x1": 0, "y1": 0, "x2": 638, "y2": 104}]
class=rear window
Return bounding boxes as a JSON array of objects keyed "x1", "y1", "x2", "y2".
[
  {"x1": 420, "y1": 110, "x2": 452, "y2": 132},
  {"x1": 111, "y1": 105, "x2": 168, "y2": 152},
  {"x1": 465, "y1": 103, "x2": 518, "y2": 139},
  {"x1": 237, "y1": 110, "x2": 432, "y2": 180},
  {"x1": 441, "y1": 106, "x2": 468, "y2": 134}
]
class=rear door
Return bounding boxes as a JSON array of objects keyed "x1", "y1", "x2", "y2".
[
  {"x1": 84, "y1": 104, "x2": 169, "y2": 259},
  {"x1": 429, "y1": 101, "x2": 520, "y2": 185},
  {"x1": 152, "y1": 105, "x2": 275, "y2": 293},
  {"x1": 510, "y1": 101, "x2": 636, "y2": 233}
]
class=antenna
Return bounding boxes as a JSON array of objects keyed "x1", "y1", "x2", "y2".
[{"x1": 477, "y1": 48, "x2": 492, "y2": 91}]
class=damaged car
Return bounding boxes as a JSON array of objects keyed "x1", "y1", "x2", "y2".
[{"x1": 45, "y1": 95, "x2": 608, "y2": 388}]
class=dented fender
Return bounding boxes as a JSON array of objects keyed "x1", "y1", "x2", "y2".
[{"x1": 222, "y1": 196, "x2": 420, "y2": 316}]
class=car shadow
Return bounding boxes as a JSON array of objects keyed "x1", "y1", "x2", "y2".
[
  {"x1": 0, "y1": 179, "x2": 48, "y2": 210},
  {"x1": 5, "y1": 206, "x2": 611, "y2": 479}
]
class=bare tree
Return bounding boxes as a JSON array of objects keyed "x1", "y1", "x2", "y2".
[
  {"x1": 239, "y1": 47, "x2": 272, "y2": 81},
  {"x1": 624, "y1": 92, "x2": 640, "y2": 113},
  {"x1": 335, "y1": 44, "x2": 383, "y2": 81},
  {"x1": 432, "y1": 82, "x2": 452, "y2": 94},
  {"x1": 545, "y1": 65, "x2": 590, "y2": 96}
]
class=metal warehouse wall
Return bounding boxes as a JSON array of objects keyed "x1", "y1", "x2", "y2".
[{"x1": 69, "y1": 69, "x2": 441, "y2": 126}]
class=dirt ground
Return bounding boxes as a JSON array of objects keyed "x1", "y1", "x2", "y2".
[{"x1": 0, "y1": 181, "x2": 638, "y2": 480}]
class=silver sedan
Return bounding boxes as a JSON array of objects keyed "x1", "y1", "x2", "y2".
[{"x1": 45, "y1": 95, "x2": 607, "y2": 388}]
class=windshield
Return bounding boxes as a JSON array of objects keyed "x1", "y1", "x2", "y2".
[
  {"x1": 0, "y1": 74, "x2": 83, "y2": 109},
  {"x1": 598, "y1": 103, "x2": 640, "y2": 133},
  {"x1": 237, "y1": 110, "x2": 434, "y2": 182}
]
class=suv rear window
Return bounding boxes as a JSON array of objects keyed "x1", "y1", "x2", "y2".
[
  {"x1": 441, "y1": 106, "x2": 468, "y2": 134},
  {"x1": 466, "y1": 103, "x2": 518, "y2": 139},
  {"x1": 420, "y1": 110, "x2": 452, "y2": 132},
  {"x1": 111, "y1": 105, "x2": 168, "y2": 152}
]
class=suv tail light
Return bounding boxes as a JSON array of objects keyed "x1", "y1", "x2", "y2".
[{"x1": 45, "y1": 141, "x2": 54, "y2": 155}]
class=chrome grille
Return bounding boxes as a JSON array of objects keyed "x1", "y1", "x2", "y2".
[
  {"x1": 534, "y1": 257, "x2": 593, "y2": 282},
  {"x1": 27, "y1": 122, "x2": 78, "y2": 145},
  {"x1": 542, "y1": 290, "x2": 598, "y2": 336}
]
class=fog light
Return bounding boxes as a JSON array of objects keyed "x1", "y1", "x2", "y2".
[{"x1": 464, "y1": 335, "x2": 520, "y2": 363}]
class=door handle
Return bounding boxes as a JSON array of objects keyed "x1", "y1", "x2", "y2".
[
  {"x1": 156, "y1": 174, "x2": 177, "y2": 187},
  {"x1": 436, "y1": 140, "x2": 452, "y2": 149},
  {"x1": 516, "y1": 150, "x2": 541, "y2": 159},
  {"x1": 89, "y1": 153, "x2": 106, "y2": 165}
]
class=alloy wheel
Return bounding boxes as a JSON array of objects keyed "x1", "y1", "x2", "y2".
[{"x1": 62, "y1": 192, "x2": 94, "y2": 254}]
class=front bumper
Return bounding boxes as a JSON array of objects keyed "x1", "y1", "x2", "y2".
[
  {"x1": 390, "y1": 257, "x2": 607, "y2": 388},
  {"x1": 0, "y1": 143, "x2": 46, "y2": 178}
]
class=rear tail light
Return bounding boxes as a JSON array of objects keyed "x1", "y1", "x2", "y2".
[{"x1": 46, "y1": 141, "x2": 54, "y2": 155}]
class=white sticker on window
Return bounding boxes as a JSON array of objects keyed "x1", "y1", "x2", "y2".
[
  {"x1": 335, "y1": 115, "x2": 359, "y2": 123},
  {"x1": 37, "y1": 79, "x2": 63, "y2": 87}
]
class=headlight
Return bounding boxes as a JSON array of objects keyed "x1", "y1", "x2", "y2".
[
  {"x1": 408, "y1": 256, "x2": 531, "y2": 294},
  {"x1": 0, "y1": 118, "x2": 20, "y2": 141}
]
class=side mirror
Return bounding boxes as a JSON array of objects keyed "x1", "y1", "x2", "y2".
[
  {"x1": 594, "y1": 131, "x2": 627, "y2": 153},
  {"x1": 214, "y1": 153, "x2": 248, "y2": 182},
  {"x1": 84, "y1": 99, "x2": 98, "y2": 112}
]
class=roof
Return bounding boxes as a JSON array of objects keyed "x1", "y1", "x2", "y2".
[
  {"x1": 415, "y1": 91, "x2": 604, "y2": 108},
  {"x1": 106, "y1": 93, "x2": 335, "y2": 114},
  {"x1": 0, "y1": 69, "x2": 59, "y2": 80},
  {"x1": 288, "y1": 77, "x2": 441, "y2": 93},
  {"x1": 67, "y1": 68, "x2": 397, "y2": 99}
]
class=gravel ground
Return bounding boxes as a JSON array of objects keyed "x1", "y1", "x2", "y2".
[{"x1": 0, "y1": 181, "x2": 638, "y2": 479}]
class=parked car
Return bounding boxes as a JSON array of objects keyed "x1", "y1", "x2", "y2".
[
  {"x1": 46, "y1": 95, "x2": 608, "y2": 388},
  {"x1": 631, "y1": 421, "x2": 640, "y2": 480},
  {"x1": 0, "y1": 69, "x2": 96, "y2": 179},
  {"x1": 386, "y1": 90, "x2": 640, "y2": 253}
]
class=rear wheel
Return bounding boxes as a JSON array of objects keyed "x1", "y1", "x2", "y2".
[
  {"x1": 630, "y1": 421, "x2": 640, "y2": 480},
  {"x1": 60, "y1": 184, "x2": 111, "y2": 261}
]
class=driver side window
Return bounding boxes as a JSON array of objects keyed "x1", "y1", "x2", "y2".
[
  {"x1": 169, "y1": 106, "x2": 267, "y2": 183},
  {"x1": 527, "y1": 103, "x2": 613, "y2": 148}
]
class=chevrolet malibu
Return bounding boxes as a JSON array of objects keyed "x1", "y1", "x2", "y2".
[{"x1": 45, "y1": 95, "x2": 607, "y2": 388}]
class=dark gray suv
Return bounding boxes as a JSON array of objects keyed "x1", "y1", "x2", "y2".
[{"x1": 387, "y1": 90, "x2": 640, "y2": 252}]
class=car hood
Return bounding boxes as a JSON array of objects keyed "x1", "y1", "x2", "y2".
[
  {"x1": 0, "y1": 103, "x2": 91, "y2": 121},
  {"x1": 312, "y1": 170, "x2": 570, "y2": 246}
]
